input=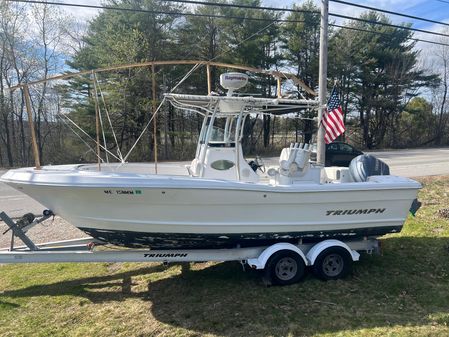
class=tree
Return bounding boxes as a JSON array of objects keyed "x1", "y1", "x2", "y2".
[
  {"x1": 331, "y1": 12, "x2": 439, "y2": 149},
  {"x1": 430, "y1": 31, "x2": 449, "y2": 145},
  {"x1": 399, "y1": 97, "x2": 436, "y2": 146},
  {"x1": 280, "y1": 1, "x2": 320, "y2": 144},
  {"x1": 217, "y1": 0, "x2": 282, "y2": 150},
  {"x1": 0, "y1": 1, "x2": 75, "y2": 167},
  {"x1": 280, "y1": 0, "x2": 320, "y2": 93},
  {"x1": 0, "y1": 1, "x2": 32, "y2": 167},
  {"x1": 67, "y1": 0, "x2": 185, "y2": 161},
  {"x1": 31, "y1": 3, "x2": 72, "y2": 164}
]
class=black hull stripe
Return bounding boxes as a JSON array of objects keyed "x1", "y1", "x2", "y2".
[{"x1": 79, "y1": 226, "x2": 403, "y2": 249}]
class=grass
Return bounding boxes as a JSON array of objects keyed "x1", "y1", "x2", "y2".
[{"x1": 1, "y1": 176, "x2": 449, "y2": 337}]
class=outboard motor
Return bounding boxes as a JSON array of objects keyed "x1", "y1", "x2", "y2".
[{"x1": 349, "y1": 154, "x2": 390, "y2": 182}]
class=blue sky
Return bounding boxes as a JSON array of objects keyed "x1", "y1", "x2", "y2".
[
  {"x1": 340, "y1": 0, "x2": 449, "y2": 30},
  {"x1": 264, "y1": 0, "x2": 449, "y2": 30},
  {"x1": 387, "y1": 0, "x2": 449, "y2": 28},
  {"x1": 66, "y1": 0, "x2": 449, "y2": 34}
]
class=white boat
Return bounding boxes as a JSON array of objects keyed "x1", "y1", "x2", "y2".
[{"x1": 0, "y1": 73, "x2": 421, "y2": 249}]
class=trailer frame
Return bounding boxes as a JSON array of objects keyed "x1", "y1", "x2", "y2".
[{"x1": 0, "y1": 210, "x2": 380, "y2": 285}]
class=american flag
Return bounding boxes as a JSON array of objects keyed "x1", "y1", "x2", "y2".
[{"x1": 323, "y1": 86, "x2": 345, "y2": 144}]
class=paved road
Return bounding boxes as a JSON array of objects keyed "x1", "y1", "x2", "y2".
[
  {"x1": 369, "y1": 148, "x2": 449, "y2": 177},
  {"x1": 1, "y1": 147, "x2": 448, "y2": 218},
  {"x1": 0, "y1": 175, "x2": 45, "y2": 218}
]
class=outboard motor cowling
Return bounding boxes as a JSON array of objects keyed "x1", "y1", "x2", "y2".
[{"x1": 349, "y1": 154, "x2": 390, "y2": 182}]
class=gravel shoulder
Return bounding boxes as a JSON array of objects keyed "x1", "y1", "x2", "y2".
[{"x1": 0, "y1": 217, "x2": 86, "y2": 249}]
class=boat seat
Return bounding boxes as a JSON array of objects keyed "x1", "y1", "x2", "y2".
[
  {"x1": 279, "y1": 143, "x2": 311, "y2": 177},
  {"x1": 349, "y1": 154, "x2": 390, "y2": 182}
]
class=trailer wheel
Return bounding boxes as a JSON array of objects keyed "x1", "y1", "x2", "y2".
[
  {"x1": 264, "y1": 250, "x2": 306, "y2": 286},
  {"x1": 312, "y1": 247, "x2": 352, "y2": 280}
]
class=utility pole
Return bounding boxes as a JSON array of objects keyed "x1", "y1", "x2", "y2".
[{"x1": 317, "y1": 0, "x2": 329, "y2": 166}]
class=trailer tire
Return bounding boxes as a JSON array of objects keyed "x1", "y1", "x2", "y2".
[
  {"x1": 264, "y1": 250, "x2": 305, "y2": 286},
  {"x1": 312, "y1": 247, "x2": 352, "y2": 280}
]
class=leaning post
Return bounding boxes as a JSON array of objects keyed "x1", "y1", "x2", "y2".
[
  {"x1": 23, "y1": 84, "x2": 41, "y2": 170},
  {"x1": 317, "y1": 0, "x2": 329, "y2": 166},
  {"x1": 92, "y1": 72, "x2": 102, "y2": 171},
  {"x1": 276, "y1": 77, "x2": 282, "y2": 98}
]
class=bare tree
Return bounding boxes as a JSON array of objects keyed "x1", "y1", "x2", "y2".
[
  {"x1": 431, "y1": 33, "x2": 449, "y2": 145},
  {"x1": 31, "y1": 3, "x2": 71, "y2": 163},
  {"x1": 0, "y1": 1, "x2": 30, "y2": 166}
]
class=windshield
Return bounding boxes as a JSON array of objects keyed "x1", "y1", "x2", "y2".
[
  {"x1": 210, "y1": 126, "x2": 225, "y2": 142},
  {"x1": 201, "y1": 116, "x2": 236, "y2": 144}
]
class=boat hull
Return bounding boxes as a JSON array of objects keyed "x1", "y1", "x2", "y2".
[
  {"x1": 1, "y1": 166, "x2": 421, "y2": 248},
  {"x1": 78, "y1": 226, "x2": 402, "y2": 249}
]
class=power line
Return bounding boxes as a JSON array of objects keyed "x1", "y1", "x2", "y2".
[
  {"x1": 435, "y1": 0, "x2": 449, "y2": 4},
  {"x1": 162, "y1": 0, "x2": 449, "y2": 39},
  {"x1": 5, "y1": 0, "x2": 316, "y2": 15},
  {"x1": 163, "y1": 0, "x2": 449, "y2": 39},
  {"x1": 3, "y1": 0, "x2": 309, "y2": 27},
  {"x1": 6, "y1": 0, "x2": 449, "y2": 44},
  {"x1": 4, "y1": 0, "x2": 306, "y2": 23},
  {"x1": 5, "y1": 0, "x2": 185, "y2": 14},
  {"x1": 176, "y1": 11, "x2": 298, "y2": 23},
  {"x1": 331, "y1": 23, "x2": 449, "y2": 47},
  {"x1": 331, "y1": 0, "x2": 449, "y2": 28},
  {"x1": 162, "y1": 0, "x2": 314, "y2": 15},
  {"x1": 164, "y1": 0, "x2": 449, "y2": 37},
  {"x1": 329, "y1": 13, "x2": 449, "y2": 38}
]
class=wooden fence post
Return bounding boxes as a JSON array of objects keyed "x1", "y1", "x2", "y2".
[
  {"x1": 152, "y1": 64, "x2": 158, "y2": 174},
  {"x1": 23, "y1": 85, "x2": 41, "y2": 170},
  {"x1": 206, "y1": 63, "x2": 212, "y2": 95}
]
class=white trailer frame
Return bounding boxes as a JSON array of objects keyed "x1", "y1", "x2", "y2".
[
  {"x1": 0, "y1": 239, "x2": 379, "y2": 264},
  {"x1": 0, "y1": 210, "x2": 380, "y2": 284}
]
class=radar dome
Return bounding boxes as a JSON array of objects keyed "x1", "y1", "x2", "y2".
[{"x1": 220, "y1": 72, "x2": 248, "y2": 94}]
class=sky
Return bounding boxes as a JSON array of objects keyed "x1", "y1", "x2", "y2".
[
  {"x1": 63, "y1": 0, "x2": 449, "y2": 32},
  {"x1": 48, "y1": 0, "x2": 449, "y2": 76},
  {"x1": 61, "y1": 0, "x2": 449, "y2": 62}
]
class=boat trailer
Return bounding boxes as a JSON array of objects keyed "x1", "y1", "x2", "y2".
[{"x1": 0, "y1": 210, "x2": 380, "y2": 285}]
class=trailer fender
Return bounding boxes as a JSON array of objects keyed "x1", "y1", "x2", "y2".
[
  {"x1": 247, "y1": 243, "x2": 308, "y2": 270},
  {"x1": 306, "y1": 239, "x2": 360, "y2": 265}
]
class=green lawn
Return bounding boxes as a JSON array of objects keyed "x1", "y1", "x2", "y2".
[{"x1": 1, "y1": 176, "x2": 449, "y2": 337}]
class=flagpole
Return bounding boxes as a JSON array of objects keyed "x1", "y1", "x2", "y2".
[{"x1": 317, "y1": 0, "x2": 329, "y2": 166}]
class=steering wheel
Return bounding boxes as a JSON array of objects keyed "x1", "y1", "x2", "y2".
[
  {"x1": 254, "y1": 156, "x2": 266, "y2": 173},
  {"x1": 249, "y1": 156, "x2": 266, "y2": 173}
]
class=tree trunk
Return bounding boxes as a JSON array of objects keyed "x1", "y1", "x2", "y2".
[
  {"x1": 1, "y1": 114, "x2": 13, "y2": 167},
  {"x1": 263, "y1": 114, "x2": 271, "y2": 148},
  {"x1": 437, "y1": 59, "x2": 448, "y2": 145}
]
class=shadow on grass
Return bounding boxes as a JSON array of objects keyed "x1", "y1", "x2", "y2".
[
  {"x1": 1, "y1": 264, "x2": 166, "y2": 303},
  {"x1": 2, "y1": 236, "x2": 449, "y2": 336},
  {"x1": 144, "y1": 236, "x2": 449, "y2": 336},
  {"x1": 0, "y1": 300, "x2": 20, "y2": 309}
]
